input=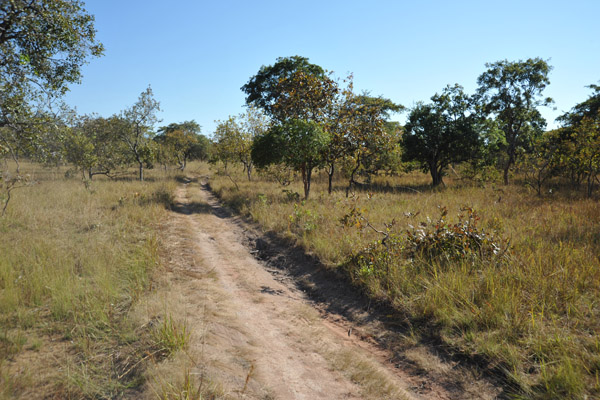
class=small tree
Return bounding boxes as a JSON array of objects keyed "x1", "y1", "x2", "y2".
[
  {"x1": 403, "y1": 84, "x2": 481, "y2": 187},
  {"x1": 252, "y1": 119, "x2": 329, "y2": 199},
  {"x1": 120, "y1": 86, "x2": 161, "y2": 181},
  {"x1": 213, "y1": 108, "x2": 267, "y2": 181}
]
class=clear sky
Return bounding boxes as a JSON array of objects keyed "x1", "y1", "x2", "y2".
[{"x1": 63, "y1": 0, "x2": 600, "y2": 136}]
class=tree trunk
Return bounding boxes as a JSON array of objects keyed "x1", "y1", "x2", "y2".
[
  {"x1": 139, "y1": 162, "x2": 144, "y2": 181},
  {"x1": 430, "y1": 165, "x2": 444, "y2": 187},
  {"x1": 503, "y1": 163, "x2": 510, "y2": 185},
  {"x1": 346, "y1": 156, "x2": 361, "y2": 198},
  {"x1": 504, "y1": 134, "x2": 517, "y2": 185},
  {"x1": 327, "y1": 163, "x2": 334, "y2": 194},
  {"x1": 301, "y1": 165, "x2": 311, "y2": 200},
  {"x1": 305, "y1": 167, "x2": 312, "y2": 199}
]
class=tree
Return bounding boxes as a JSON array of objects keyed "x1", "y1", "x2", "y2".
[
  {"x1": 403, "y1": 84, "x2": 481, "y2": 187},
  {"x1": 341, "y1": 94, "x2": 403, "y2": 194},
  {"x1": 241, "y1": 56, "x2": 337, "y2": 123},
  {"x1": 213, "y1": 107, "x2": 268, "y2": 181},
  {"x1": 0, "y1": 0, "x2": 103, "y2": 129},
  {"x1": 155, "y1": 120, "x2": 207, "y2": 171},
  {"x1": 120, "y1": 86, "x2": 161, "y2": 181},
  {"x1": 554, "y1": 85, "x2": 600, "y2": 195},
  {"x1": 477, "y1": 58, "x2": 553, "y2": 184},
  {"x1": 252, "y1": 119, "x2": 329, "y2": 199},
  {"x1": 63, "y1": 115, "x2": 130, "y2": 179}
]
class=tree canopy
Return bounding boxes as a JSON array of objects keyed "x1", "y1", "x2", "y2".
[
  {"x1": 241, "y1": 56, "x2": 335, "y2": 122},
  {"x1": 0, "y1": 0, "x2": 103, "y2": 129}
]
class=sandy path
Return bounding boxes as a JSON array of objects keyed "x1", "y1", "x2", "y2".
[{"x1": 164, "y1": 179, "x2": 415, "y2": 399}]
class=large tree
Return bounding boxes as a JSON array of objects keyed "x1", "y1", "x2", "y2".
[
  {"x1": 403, "y1": 84, "x2": 481, "y2": 187},
  {"x1": 242, "y1": 56, "x2": 337, "y2": 197},
  {"x1": 477, "y1": 58, "x2": 553, "y2": 184},
  {"x1": 0, "y1": 0, "x2": 103, "y2": 130}
]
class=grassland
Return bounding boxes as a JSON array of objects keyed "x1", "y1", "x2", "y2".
[
  {"x1": 0, "y1": 162, "x2": 185, "y2": 398},
  {"x1": 209, "y1": 165, "x2": 600, "y2": 399}
]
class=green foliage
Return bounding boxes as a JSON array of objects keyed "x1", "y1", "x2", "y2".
[
  {"x1": 403, "y1": 84, "x2": 481, "y2": 186},
  {"x1": 241, "y1": 55, "x2": 333, "y2": 121},
  {"x1": 557, "y1": 84, "x2": 600, "y2": 126},
  {"x1": 340, "y1": 94, "x2": 404, "y2": 189},
  {"x1": 477, "y1": 58, "x2": 553, "y2": 184},
  {"x1": 62, "y1": 115, "x2": 131, "y2": 179},
  {"x1": 155, "y1": 120, "x2": 208, "y2": 170},
  {"x1": 213, "y1": 107, "x2": 267, "y2": 180},
  {"x1": 404, "y1": 206, "x2": 507, "y2": 266},
  {"x1": 0, "y1": 0, "x2": 103, "y2": 151},
  {"x1": 252, "y1": 119, "x2": 330, "y2": 199},
  {"x1": 120, "y1": 86, "x2": 161, "y2": 181},
  {"x1": 288, "y1": 201, "x2": 319, "y2": 235},
  {"x1": 344, "y1": 206, "x2": 507, "y2": 274}
]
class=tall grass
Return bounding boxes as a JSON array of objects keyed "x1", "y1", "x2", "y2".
[
  {"x1": 0, "y1": 162, "x2": 177, "y2": 398},
  {"x1": 209, "y1": 164, "x2": 600, "y2": 399}
]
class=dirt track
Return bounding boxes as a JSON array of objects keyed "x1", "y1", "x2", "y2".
[{"x1": 157, "y1": 178, "x2": 501, "y2": 399}]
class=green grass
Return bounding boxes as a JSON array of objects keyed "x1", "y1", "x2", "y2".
[
  {"x1": 209, "y1": 164, "x2": 600, "y2": 399},
  {"x1": 0, "y1": 162, "x2": 178, "y2": 398}
]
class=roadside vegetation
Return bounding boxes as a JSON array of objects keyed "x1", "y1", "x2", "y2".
[
  {"x1": 209, "y1": 165, "x2": 600, "y2": 399},
  {"x1": 0, "y1": 162, "x2": 180, "y2": 397}
]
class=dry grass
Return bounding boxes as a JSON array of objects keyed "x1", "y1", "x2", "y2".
[
  {"x1": 0, "y1": 161, "x2": 180, "y2": 398},
  {"x1": 209, "y1": 163, "x2": 600, "y2": 399}
]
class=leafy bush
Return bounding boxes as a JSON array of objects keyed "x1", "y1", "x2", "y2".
[
  {"x1": 405, "y1": 206, "x2": 508, "y2": 266},
  {"x1": 344, "y1": 206, "x2": 509, "y2": 285}
]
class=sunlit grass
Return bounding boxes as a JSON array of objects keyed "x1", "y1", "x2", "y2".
[
  {"x1": 209, "y1": 163, "x2": 600, "y2": 399},
  {"x1": 0, "y1": 161, "x2": 178, "y2": 397}
]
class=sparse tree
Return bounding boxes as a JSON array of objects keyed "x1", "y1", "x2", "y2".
[{"x1": 120, "y1": 86, "x2": 161, "y2": 181}]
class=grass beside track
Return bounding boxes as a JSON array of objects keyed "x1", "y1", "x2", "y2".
[
  {"x1": 0, "y1": 163, "x2": 178, "y2": 398},
  {"x1": 209, "y1": 164, "x2": 600, "y2": 399}
]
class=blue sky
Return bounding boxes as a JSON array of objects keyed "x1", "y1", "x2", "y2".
[{"x1": 64, "y1": 0, "x2": 600, "y2": 136}]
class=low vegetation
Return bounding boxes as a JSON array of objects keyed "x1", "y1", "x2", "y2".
[
  {"x1": 0, "y1": 162, "x2": 183, "y2": 398},
  {"x1": 209, "y1": 165, "x2": 600, "y2": 399}
]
